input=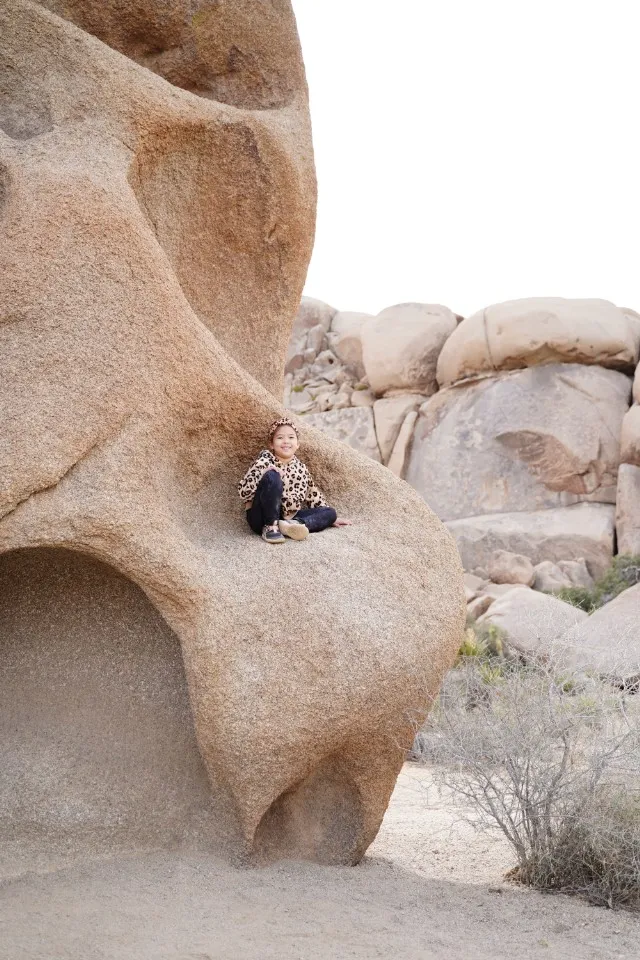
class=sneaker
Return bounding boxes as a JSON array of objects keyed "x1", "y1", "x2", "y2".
[
  {"x1": 279, "y1": 518, "x2": 309, "y2": 541},
  {"x1": 262, "y1": 524, "x2": 285, "y2": 544}
]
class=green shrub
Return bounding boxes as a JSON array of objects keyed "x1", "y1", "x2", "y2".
[{"x1": 555, "y1": 554, "x2": 640, "y2": 612}]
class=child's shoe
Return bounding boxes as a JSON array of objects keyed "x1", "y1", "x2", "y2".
[
  {"x1": 279, "y1": 518, "x2": 309, "y2": 541},
  {"x1": 262, "y1": 524, "x2": 285, "y2": 544}
]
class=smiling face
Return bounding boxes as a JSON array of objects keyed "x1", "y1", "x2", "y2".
[{"x1": 270, "y1": 425, "x2": 299, "y2": 462}]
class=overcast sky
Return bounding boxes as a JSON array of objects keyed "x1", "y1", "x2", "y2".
[{"x1": 292, "y1": 0, "x2": 640, "y2": 318}]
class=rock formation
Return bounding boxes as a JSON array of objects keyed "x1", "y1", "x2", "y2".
[
  {"x1": 288, "y1": 296, "x2": 640, "y2": 587},
  {"x1": 0, "y1": 0, "x2": 465, "y2": 867}
]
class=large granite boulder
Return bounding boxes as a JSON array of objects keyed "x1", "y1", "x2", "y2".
[
  {"x1": 361, "y1": 303, "x2": 457, "y2": 397},
  {"x1": 437, "y1": 298, "x2": 640, "y2": 387},
  {"x1": 557, "y1": 584, "x2": 640, "y2": 685},
  {"x1": 477, "y1": 588, "x2": 587, "y2": 658},
  {"x1": 447, "y1": 504, "x2": 615, "y2": 579},
  {"x1": 0, "y1": 1, "x2": 464, "y2": 867},
  {"x1": 407, "y1": 364, "x2": 630, "y2": 521}
]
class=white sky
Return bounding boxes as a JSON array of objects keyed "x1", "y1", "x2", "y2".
[{"x1": 292, "y1": 0, "x2": 640, "y2": 318}]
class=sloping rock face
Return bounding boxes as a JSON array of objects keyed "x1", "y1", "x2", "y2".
[
  {"x1": 0, "y1": 1, "x2": 464, "y2": 866},
  {"x1": 407, "y1": 364, "x2": 630, "y2": 520},
  {"x1": 447, "y1": 504, "x2": 615, "y2": 579},
  {"x1": 557, "y1": 584, "x2": 640, "y2": 685},
  {"x1": 477, "y1": 588, "x2": 587, "y2": 658}
]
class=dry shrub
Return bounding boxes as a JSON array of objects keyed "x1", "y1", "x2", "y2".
[{"x1": 413, "y1": 652, "x2": 640, "y2": 908}]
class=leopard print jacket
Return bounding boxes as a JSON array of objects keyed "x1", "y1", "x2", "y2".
[{"x1": 238, "y1": 450, "x2": 328, "y2": 518}]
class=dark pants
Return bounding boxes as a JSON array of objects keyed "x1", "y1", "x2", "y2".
[{"x1": 246, "y1": 470, "x2": 337, "y2": 534}]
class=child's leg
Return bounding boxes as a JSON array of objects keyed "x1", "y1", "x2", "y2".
[
  {"x1": 246, "y1": 470, "x2": 283, "y2": 534},
  {"x1": 293, "y1": 506, "x2": 337, "y2": 533}
]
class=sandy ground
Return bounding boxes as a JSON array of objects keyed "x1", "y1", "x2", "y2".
[{"x1": 1, "y1": 764, "x2": 638, "y2": 960}]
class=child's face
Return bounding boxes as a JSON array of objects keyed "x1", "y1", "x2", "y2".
[{"x1": 271, "y1": 426, "x2": 299, "y2": 460}]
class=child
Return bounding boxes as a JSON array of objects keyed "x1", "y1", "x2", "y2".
[{"x1": 238, "y1": 417, "x2": 352, "y2": 543}]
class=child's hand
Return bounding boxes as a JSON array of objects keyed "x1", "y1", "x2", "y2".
[{"x1": 333, "y1": 517, "x2": 353, "y2": 527}]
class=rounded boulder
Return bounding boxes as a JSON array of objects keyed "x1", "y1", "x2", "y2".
[{"x1": 362, "y1": 303, "x2": 458, "y2": 396}]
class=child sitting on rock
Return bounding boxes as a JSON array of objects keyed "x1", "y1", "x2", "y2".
[{"x1": 238, "y1": 417, "x2": 352, "y2": 543}]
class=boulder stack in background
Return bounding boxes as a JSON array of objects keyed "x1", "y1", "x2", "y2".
[{"x1": 287, "y1": 296, "x2": 640, "y2": 589}]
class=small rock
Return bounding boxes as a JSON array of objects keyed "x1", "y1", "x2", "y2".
[
  {"x1": 557, "y1": 558, "x2": 594, "y2": 589},
  {"x1": 487, "y1": 550, "x2": 535, "y2": 586},
  {"x1": 533, "y1": 560, "x2": 572, "y2": 593}
]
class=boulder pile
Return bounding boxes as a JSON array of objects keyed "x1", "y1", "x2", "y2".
[{"x1": 288, "y1": 297, "x2": 640, "y2": 592}]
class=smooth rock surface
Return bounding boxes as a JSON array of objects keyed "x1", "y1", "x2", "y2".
[
  {"x1": 477, "y1": 588, "x2": 587, "y2": 658},
  {"x1": 407, "y1": 364, "x2": 630, "y2": 521},
  {"x1": 0, "y1": 548, "x2": 229, "y2": 857},
  {"x1": 437, "y1": 298, "x2": 640, "y2": 387},
  {"x1": 558, "y1": 584, "x2": 640, "y2": 684},
  {"x1": 303, "y1": 408, "x2": 382, "y2": 462},
  {"x1": 447, "y1": 504, "x2": 615, "y2": 580},
  {"x1": 361, "y1": 303, "x2": 457, "y2": 397},
  {"x1": 0, "y1": 0, "x2": 464, "y2": 867}
]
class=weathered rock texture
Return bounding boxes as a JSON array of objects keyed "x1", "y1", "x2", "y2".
[{"x1": 0, "y1": 1, "x2": 464, "y2": 867}]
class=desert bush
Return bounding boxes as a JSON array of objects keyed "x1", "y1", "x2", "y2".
[
  {"x1": 555, "y1": 554, "x2": 640, "y2": 612},
  {"x1": 413, "y1": 652, "x2": 640, "y2": 908}
]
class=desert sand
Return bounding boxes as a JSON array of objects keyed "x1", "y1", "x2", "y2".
[{"x1": 1, "y1": 764, "x2": 637, "y2": 960}]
